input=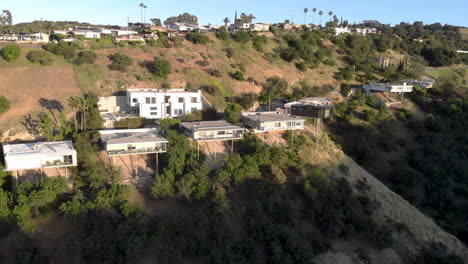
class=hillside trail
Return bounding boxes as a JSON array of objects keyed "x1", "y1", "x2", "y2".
[{"x1": 299, "y1": 133, "x2": 468, "y2": 262}]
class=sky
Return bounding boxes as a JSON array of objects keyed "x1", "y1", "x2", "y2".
[{"x1": 3, "y1": 0, "x2": 468, "y2": 27}]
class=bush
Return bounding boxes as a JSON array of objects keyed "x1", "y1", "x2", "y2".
[
  {"x1": 73, "y1": 50, "x2": 97, "y2": 65},
  {"x1": 186, "y1": 32, "x2": 209, "y2": 44},
  {"x1": 224, "y1": 103, "x2": 243, "y2": 124},
  {"x1": 335, "y1": 66, "x2": 354, "y2": 81},
  {"x1": 216, "y1": 31, "x2": 231, "y2": 41},
  {"x1": 109, "y1": 53, "x2": 133, "y2": 72},
  {"x1": 295, "y1": 62, "x2": 307, "y2": 72},
  {"x1": 234, "y1": 31, "x2": 251, "y2": 44},
  {"x1": 1, "y1": 44, "x2": 21, "y2": 61},
  {"x1": 0, "y1": 96, "x2": 11, "y2": 115},
  {"x1": 224, "y1": 48, "x2": 235, "y2": 58},
  {"x1": 205, "y1": 68, "x2": 222, "y2": 77},
  {"x1": 26, "y1": 50, "x2": 54, "y2": 65},
  {"x1": 89, "y1": 38, "x2": 116, "y2": 49},
  {"x1": 230, "y1": 70, "x2": 245, "y2": 81},
  {"x1": 43, "y1": 42, "x2": 76, "y2": 60},
  {"x1": 153, "y1": 57, "x2": 172, "y2": 78},
  {"x1": 114, "y1": 117, "x2": 147, "y2": 129},
  {"x1": 397, "y1": 108, "x2": 413, "y2": 120}
]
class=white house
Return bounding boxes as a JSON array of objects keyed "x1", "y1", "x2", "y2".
[
  {"x1": 99, "y1": 128, "x2": 168, "y2": 156},
  {"x1": 242, "y1": 112, "x2": 305, "y2": 132},
  {"x1": 168, "y1": 23, "x2": 199, "y2": 32},
  {"x1": 363, "y1": 83, "x2": 413, "y2": 94},
  {"x1": 250, "y1": 23, "x2": 270, "y2": 32},
  {"x1": 3, "y1": 141, "x2": 77, "y2": 171},
  {"x1": 229, "y1": 23, "x2": 251, "y2": 32},
  {"x1": 401, "y1": 77, "x2": 435, "y2": 89},
  {"x1": 284, "y1": 98, "x2": 334, "y2": 119},
  {"x1": 180, "y1": 121, "x2": 244, "y2": 142},
  {"x1": 126, "y1": 88, "x2": 203, "y2": 119},
  {"x1": 111, "y1": 29, "x2": 139, "y2": 36}
]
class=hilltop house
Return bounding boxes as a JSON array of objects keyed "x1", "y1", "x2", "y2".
[
  {"x1": 284, "y1": 98, "x2": 334, "y2": 119},
  {"x1": 180, "y1": 121, "x2": 244, "y2": 142},
  {"x1": 401, "y1": 76, "x2": 435, "y2": 89},
  {"x1": 250, "y1": 23, "x2": 270, "y2": 32},
  {"x1": 0, "y1": 32, "x2": 49, "y2": 43},
  {"x1": 229, "y1": 22, "x2": 251, "y2": 32},
  {"x1": 242, "y1": 112, "x2": 305, "y2": 132},
  {"x1": 99, "y1": 128, "x2": 168, "y2": 157},
  {"x1": 363, "y1": 83, "x2": 413, "y2": 94},
  {"x1": 126, "y1": 88, "x2": 203, "y2": 119}
]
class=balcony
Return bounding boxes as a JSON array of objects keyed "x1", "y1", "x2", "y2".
[
  {"x1": 107, "y1": 146, "x2": 167, "y2": 156},
  {"x1": 43, "y1": 160, "x2": 74, "y2": 168}
]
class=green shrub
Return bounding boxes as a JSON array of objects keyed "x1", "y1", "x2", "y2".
[
  {"x1": 224, "y1": 103, "x2": 243, "y2": 124},
  {"x1": 89, "y1": 38, "x2": 116, "y2": 49},
  {"x1": 216, "y1": 30, "x2": 231, "y2": 41},
  {"x1": 114, "y1": 117, "x2": 147, "y2": 129},
  {"x1": 26, "y1": 50, "x2": 54, "y2": 65},
  {"x1": 186, "y1": 32, "x2": 209, "y2": 44},
  {"x1": 43, "y1": 42, "x2": 76, "y2": 60},
  {"x1": 335, "y1": 66, "x2": 354, "y2": 81},
  {"x1": 153, "y1": 57, "x2": 172, "y2": 78},
  {"x1": 234, "y1": 31, "x2": 251, "y2": 44},
  {"x1": 0, "y1": 96, "x2": 11, "y2": 115},
  {"x1": 73, "y1": 50, "x2": 97, "y2": 65},
  {"x1": 109, "y1": 53, "x2": 133, "y2": 72},
  {"x1": 323, "y1": 58, "x2": 337, "y2": 66},
  {"x1": 1, "y1": 44, "x2": 21, "y2": 61},
  {"x1": 230, "y1": 70, "x2": 245, "y2": 81},
  {"x1": 205, "y1": 68, "x2": 222, "y2": 77},
  {"x1": 397, "y1": 108, "x2": 413, "y2": 120},
  {"x1": 162, "y1": 82, "x2": 171, "y2": 88},
  {"x1": 223, "y1": 47, "x2": 235, "y2": 58},
  {"x1": 295, "y1": 62, "x2": 307, "y2": 72}
]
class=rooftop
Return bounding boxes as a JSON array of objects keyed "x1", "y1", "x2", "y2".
[
  {"x1": 242, "y1": 112, "x2": 305, "y2": 123},
  {"x1": 3, "y1": 141, "x2": 76, "y2": 159},
  {"x1": 127, "y1": 88, "x2": 200, "y2": 94},
  {"x1": 180, "y1": 120, "x2": 243, "y2": 132},
  {"x1": 99, "y1": 128, "x2": 167, "y2": 145}
]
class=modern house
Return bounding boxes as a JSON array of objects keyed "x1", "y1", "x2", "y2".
[
  {"x1": 99, "y1": 128, "x2": 168, "y2": 157},
  {"x1": 284, "y1": 98, "x2": 334, "y2": 119},
  {"x1": 0, "y1": 32, "x2": 49, "y2": 43},
  {"x1": 168, "y1": 23, "x2": 199, "y2": 32},
  {"x1": 401, "y1": 77, "x2": 435, "y2": 89},
  {"x1": 180, "y1": 121, "x2": 244, "y2": 142},
  {"x1": 3, "y1": 141, "x2": 77, "y2": 172},
  {"x1": 229, "y1": 23, "x2": 251, "y2": 32},
  {"x1": 363, "y1": 83, "x2": 413, "y2": 94},
  {"x1": 242, "y1": 112, "x2": 305, "y2": 132},
  {"x1": 126, "y1": 88, "x2": 203, "y2": 119},
  {"x1": 250, "y1": 23, "x2": 270, "y2": 32}
]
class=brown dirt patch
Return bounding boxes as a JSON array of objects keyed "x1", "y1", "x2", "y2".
[{"x1": 0, "y1": 66, "x2": 81, "y2": 134}]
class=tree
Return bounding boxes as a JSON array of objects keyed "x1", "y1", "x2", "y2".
[
  {"x1": 223, "y1": 17, "x2": 230, "y2": 28},
  {"x1": 143, "y1": 5, "x2": 148, "y2": 24},
  {"x1": 328, "y1": 11, "x2": 333, "y2": 22},
  {"x1": 73, "y1": 50, "x2": 97, "y2": 65},
  {"x1": 150, "y1": 18, "x2": 162, "y2": 26},
  {"x1": 186, "y1": 32, "x2": 209, "y2": 44},
  {"x1": 340, "y1": 83, "x2": 352, "y2": 97},
  {"x1": 153, "y1": 57, "x2": 172, "y2": 78},
  {"x1": 224, "y1": 103, "x2": 243, "y2": 124},
  {"x1": 1, "y1": 44, "x2": 20, "y2": 61},
  {"x1": 303, "y1": 8, "x2": 309, "y2": 25},
  {"x1": 0, "y1": 10, "x2": 12, "y2": 29},
  {"x1": 319, "y1": 11, "x2": 324, "y2": 26},
  {"x1": 248, "y1": 14, "x2": 256, "y2": 23},
  {"x1": 312, "y1": 8, "x2": 317, "y2": 25},
  {"x1": 261, "y1": 76, "x2": 288, "y2": 101},
  {"x1": 234, "y1": 30, "x2": 251, "y2": 44},
  {"x1": 68, "y1": 96, "x2": 81, "y2": 132},
  {"x1": 138, "y1": 3, "x2": 144, "y2": 23},
  {"x1": 164, "y1": 13, "x2": 198, "y2": 26},
  {"x1": 0, "y1": 96, "x2": 11, "y2": 115}
]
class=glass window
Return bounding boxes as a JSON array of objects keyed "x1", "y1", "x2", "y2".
[
  {"x1": 64, "y1": 155, "x2": 73, "y2": 164},
  {"x1": 150, "y1": 107, "x2": 157, "y2": 110},
  {"x1": 174, "y1": 109, "x2": 178, "y2": 115},
  {"x1": 150, "y1": 112, "x2": 157, "y2": 116},
  {"x1": 165, "y1": 96, "x2": 170, "y2": 103},
  {"x1": 132, "y1": 98, "x2": 138, "y2": 103},
  {"x1": 178, "y1": 97, "x2": 184, "y2": 103},
  {"x1": 191, "y1": 107, "x2": 197, "y2": 112},
  {"x1": 191, "y1": 97, "x2": 197, "y2": 103},
  {"x1": 146, "y1": 97, "x2": 151, "y2": 104},
  {"x1": 151, "y1": 97, "x2": 156, "y2": 104}
]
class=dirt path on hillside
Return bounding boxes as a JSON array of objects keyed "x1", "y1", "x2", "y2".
[{"x1": 0, "y1": 66, "x2": 81, "y2": 134}]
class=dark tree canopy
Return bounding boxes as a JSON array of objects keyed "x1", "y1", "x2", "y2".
[{"x1": 164, "y1": 13, "x2": 198, "y2": 26}]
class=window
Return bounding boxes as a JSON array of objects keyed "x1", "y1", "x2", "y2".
[
  {"x1": 146, "y1": 97, "x2": 151, "y2": 104},
  {"x1": 179, "y1": 109, "x2": 183, "y2": 115},
  {"x1": 178, "y1": 97, "x2": 184, "y2": 103},
  {"x1": 64, "y1": 155, "x2": 73, "y2": 164},
  {"x1": 174, "y1": 109, "x2": 178, "y2": 115},
  {"x1": 150, "y1": 107, "x2": 157, "y2": 110},
  {"x1": 127, "y1": 144, "x2": 136, "y2": 150},
  {"x1": 150, "y1": 112, "x2": 158, "y2": 116},
  {"x1": 132, "y1": 98, "x2": 138, "y2": 103},
  {"x1": 151, "y1": 97, "x2": 156, "y2": 104},
  {"x1": 165, "y1": 96, "x2": 170, "y2": 103},
  {"x1": 191, "y1": 107, "x2": 197, "y2": 112},
  {"x1": 218, "y1": 131, "x2": 226, "y2": 135},
  {"x1": 191, "y1": 97, "x2": 198, "y2": 103}
]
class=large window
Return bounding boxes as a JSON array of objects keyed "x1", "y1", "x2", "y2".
[
  {"x1": 150, "y1": 107, "x2": 157, "y2": 110},
  {"x1": 178, "y1": 97, "x2": 184, "y2": 103},
  {"x1": 146, "y1": 97, "x2": 151, "y2": 104},
  {"x1": 165, "y1": 96, "x2": 170, "y2": 103},
  {"x1": 191, "y1": 107, "x2": 197, "y2": 112},
  {"x1": 127, "y1": 144, "x2": 136, "y2": 151},
  {"x1": 132, "y1": 98, "x2": 138, "y2": 103},
  {"x1": 151, "y1": 97, "x2": 156, "y2": 104},
  {"x1": 150, "y1": 112, "x2": 158, "y2": 116},
  {"x1": 191, "y1": 97, "x2": 198, "y2": 103},
  {"x1": 64, "y1": 155, "x2": 73, "y2": 164}
]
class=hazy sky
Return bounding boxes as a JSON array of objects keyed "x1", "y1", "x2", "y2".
[{"x1": 3, "y1": 0, "x2": 468, "y2": 27}]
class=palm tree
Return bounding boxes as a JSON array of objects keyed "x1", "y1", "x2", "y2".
[
  {"x1": 303, "y1": 8, "x2": 309, "y2": 25},
  {"x1": 319, "y1": 11, "x2": 323, "y2": 26},
  {"x1": 138, "y1": 3, "x2": 144, "y2": 23},
  {"x1": 312, "y1": 8, "x2": 317, "y2": 25},
  {"x1": 248, "y1": 14, "x2": 256, "y2": 23},
  {"x1": 328, "y1": 11, "x2": 333, "y2": 22},
  {"x1": 68, "y1": 96, "x2": 82, "y2": 132},
  {"x1": 223, "y1": 17, "x2": 230, "y2": 28},
  {"x1": 143, "y1": 5, "x2": 148, "y2": 23}
]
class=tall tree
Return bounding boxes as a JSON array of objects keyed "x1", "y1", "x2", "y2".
[
  {"x1": 303, "y1": 8, "x2": 309, "y2": 25},
  {"x1": 248, "y1": 14, "x2": 256, "y2": 23},
  {"x1": 164, "y1": 13, "x2": 198, "y2": 26},
  {"x1": 143, "y1": 5, "x2": 148, "y2": 23},
  {"x1": 328, "y1": 11, "x2": 333, "y2": 22},
  {"x1": 0, "y1": 10, "x2": 12, "y2": 30},
  {"x1": 312, "y1": 8, "x2": 317, "y2": 25},
  {"x1": 68, "y1": 96, "x2": 81, "y2": 132},
  {"x1": 319, "y1": 11, "x2": 324, "y2": 26},
  {"x1": 150, "y1": 18, "x2": 162, "y2": 26},
  {"x1": 138, "y1": 3, "x2": 144, "y2": 23},
  {"x1": 223, "y1": 17, "x2": 230, "y2": 28}
]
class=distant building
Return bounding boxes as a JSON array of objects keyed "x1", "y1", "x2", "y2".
[
  {"x1": 126, "y1": 88, "x2": 203, "y2": 119},
  {"x1": 284, "y1": 98, "x2": 334, "y2": 119},
  {"x1": 334, "y1": 27, "x2": 379, "y2": 36},
  {"x1": 180, "y1": 121, "x2": 244, "y2": 142},
  {"x1": 250, "y1": 23, "x2": 270, "y2": 32},
  {"x1": 3, "y1": 141, "x2": 77, "y2": 172},
  {"x1": 363, "y1": 83, "x2": 413, "y2": 94},
  {"x1": 99, "y1": 128, "x2": 168, "y2": 157},
  {"x1": 375, "y1": 56, "x2": 391, "y2": 68},
  {"x1": 276, "y1": 23, "x2": 294, "y2": 31},
  {"x1": 229, "y1": 22, "x2": 251, "y2": 32},
  {"x1": 128, "y1": 22, "x2": 152, "y2": 30},
  {"x1": 242, "y1": 112, "x2": 305, "y2": 132}
]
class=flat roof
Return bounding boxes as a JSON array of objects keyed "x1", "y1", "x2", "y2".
[
  {"x1": 180, "y1": 120, "x2": 243, "y2": 132},
  {"x1": 243, "y1": 113, "x2": 305, "y2": 123},
  {"x1": 99, "y1": 128, "x2": 167, "y2": 145},
  {"x1": 127, "y1": 88, "x2": 200, "y2": 94},
  {"x1": 3, "y1": 141, "x2": 76, "y2": 159}
]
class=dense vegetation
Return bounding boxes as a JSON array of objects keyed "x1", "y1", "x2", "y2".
[{"x1": 0, "y1": 44, "x2": 21, "y2": 61}]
